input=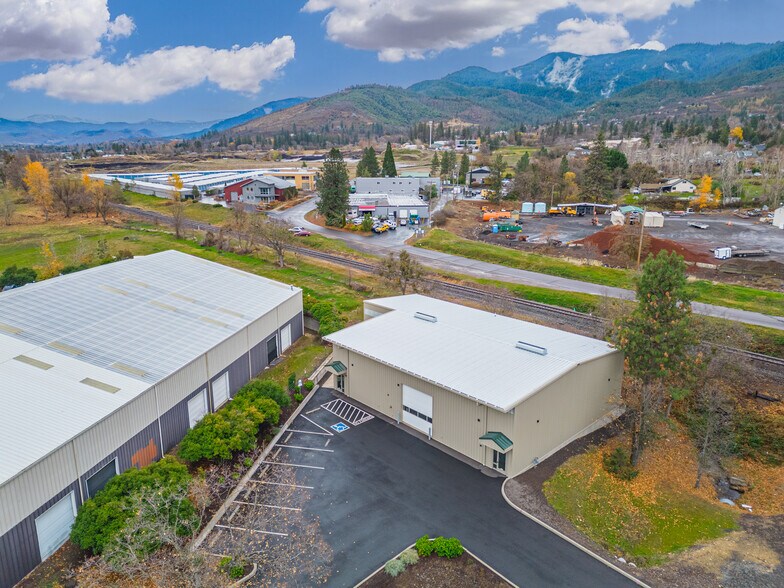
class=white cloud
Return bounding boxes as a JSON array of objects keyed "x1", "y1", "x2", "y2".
[
  {"x1": 105, "y1": 14, "x2": 135, "y2": 41},
  {"x1": 491, "y1": 46, "x2": 506, "y2": 58},
  {"x1": 10, "y1": 38, "x2": 296, "y2": 103},
  {"x1": 533, "y1": 18, "x2": 666, "y2": 55},
  {"x1": 0, "y1": 0, "x2": 140, "y2": 62},
  {"x1": 302, "y1": 0, "x2": 692, "y2": 61}
]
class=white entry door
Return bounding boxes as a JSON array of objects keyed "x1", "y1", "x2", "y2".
[
  {"x1": 188, "y1": 389, "x2": 208, "y2": 427},
  {"x1": 212, "y1": 372, "x2": 230, "y2": 409},
  {"x1": 402, "y1": 385, "x2": 433, "y2": 435},
  {"x1": 35, "y1": 492, "x2": 76, "y2": 560},
  {"x1": 280, "y1": 324, "x2": 292, "y2": 352}
]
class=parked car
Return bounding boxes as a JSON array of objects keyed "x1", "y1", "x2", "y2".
[
  {"x1": 288, "y1": 226, "x2": 305, "y2": 233},
  {"x1": 294, "y1": 230, "x2": 312, "y2": 237},
  {"x1": 373, "y1": 224, "x2": 389, "y2": 234},
  {"x1": 383, "y1": 221, "x2": 397, "y2": 231},
  {"x1": 399, "y1": 218, "x2": 408, "y2": 226},
  {"x1": 352, "y1": 217, "x2": 364, "y2": 226}
]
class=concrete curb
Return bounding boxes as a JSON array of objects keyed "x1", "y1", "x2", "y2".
[
  {"x1": 500, "y1": 477, "x2": 651, "y2": 588},
  {"x1": 353, "y1": 541, "x2": 519, "y2": 588},
  {"x1": 193, "y1": 353, "x2": 335, "y2": 549}
]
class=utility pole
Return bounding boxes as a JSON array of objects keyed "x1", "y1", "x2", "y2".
[
  {"x1": 429, "y1": 121, "x2": 433, "y2": 148},
  {"x1": 636, "y1": 208, "x2": 646, "y2": 269}
]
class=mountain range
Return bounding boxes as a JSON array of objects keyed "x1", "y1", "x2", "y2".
[{"x1": 3, "y1": 42, "x2": 783, "y2": 146}]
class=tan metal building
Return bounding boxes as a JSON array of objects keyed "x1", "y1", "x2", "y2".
[{"x1": 324, "y1": 295, "x2": 623, "y2": 478}]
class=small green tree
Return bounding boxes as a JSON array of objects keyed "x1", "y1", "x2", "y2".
[
  {"x1": 486, "y1": 153, "x2": 505, "y2": 203},
  {"x1": 515, "y1": 152, "x2": 530, "y2": 174},
  {"x1": 360, "y1": 213, "x2": 373, "y2": 231},
  {"x1": 316, "y1": 148, "x2": 350, "y2": 226},
  {"x1": 356, "y1": 147, "x2": 380, "y2": 177},
  {"x1": 582, "y1": 132, "x2": 612, "y2": 202},
  {"x1": 381, "y1": 141, "x2": 397, "y2": 177},
  {"x1": 0, "y1": 265, "x2": 37, "y2": 288},
  {"x1": 191, "y1": 185, "x2": 200, "y2": 200},
  {"x1": 615, "y1": 251, "x2": 696, "y2": 465},
  {"x1": 458, "y1": 153, "x2": 470, "y2": 184},
  {"x1": 430, "y1": 152, "x2": 441, "y2": 177}
]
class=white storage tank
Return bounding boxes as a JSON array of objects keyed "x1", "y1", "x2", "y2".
[
  {"x1": 534, "y1": 202, "x2": 547, "y2": 214},
  {"x1": 521, "y1": 202, "x2": 534, "y2": 215}
]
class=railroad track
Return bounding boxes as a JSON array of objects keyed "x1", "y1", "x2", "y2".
[{"x1": 113, "y1": 204, "x2": 784, "y2": 375}]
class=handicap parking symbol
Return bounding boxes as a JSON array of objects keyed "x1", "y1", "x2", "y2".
[{"x1": 331, "y1": 422, "x2": 350, "y2": 433}]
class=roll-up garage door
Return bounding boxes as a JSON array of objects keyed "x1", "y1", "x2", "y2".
[
  {"x1": 35, "y1": 492, "x2": 76, "y2": 560},
  {"x1": 402, "y1": 385, "x2": 433, "y2": 435},
  {"x1": 280, "y1": 324, "x2": 292, "y2": 352},
  {"x1": 212, "y1": 372, "x2": 230, "y2": 409},
  {"x1": 188, "y1": 389, "x2": 208, "y2": 427}
]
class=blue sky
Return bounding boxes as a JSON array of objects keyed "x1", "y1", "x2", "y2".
[{"x1": 0, "y1": 0, "x2": 781, "y2": 123}]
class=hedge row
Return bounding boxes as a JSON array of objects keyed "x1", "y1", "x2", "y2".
[
  {"x1": 70, "y1": 457, "x2": 196, "y2": 555},
  {"x1": 304, "y1": 295, "x2": 346, "y2": 336},
  {"x1": 178, "y1": 380, "x2": 283, "y2": 462}
]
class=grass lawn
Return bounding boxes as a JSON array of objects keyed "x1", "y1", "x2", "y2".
[
  {"x1": 474, "y1": 277, "x2": 603, "y2": 314},
  {"x1": 124, "y1": 190, "x2": 232, "y2": 226},
  {"x1": 415, "y1": 229, "x2": 784, "y2": 316},
  {"x1": 263, "y1": 333, "x2": 330, "y2": 388},
  {"x1": 543, "y1": 446, "x2": 738, "y2": 566}
]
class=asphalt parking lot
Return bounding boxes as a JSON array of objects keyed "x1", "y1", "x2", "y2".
[{"x1": 204, "y1": 387, "x2": 637, "y2": 587}]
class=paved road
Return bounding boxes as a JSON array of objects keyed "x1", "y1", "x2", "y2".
[
  {"x1": 293, "y1": 388, "x2": 639, "y2": 588},
  {"x1": 271, "y1": 199, "x2": 784, "y2": 330}
]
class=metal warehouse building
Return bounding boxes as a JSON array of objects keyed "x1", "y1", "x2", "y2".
[
  {"x1": 325, "y1": 295, "x2": 623, "y2": 478},
  {"x1": 0, "y1": 251, "x2": 303, "y2": 587}
]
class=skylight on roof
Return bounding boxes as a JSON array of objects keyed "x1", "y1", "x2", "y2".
[{"x1": 515, "y1": 341, "x2": 548, "y2": 356}]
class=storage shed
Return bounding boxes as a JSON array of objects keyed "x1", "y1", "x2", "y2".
[
  {"x1": 642, "y1": 211, "x2": 665, "y2": 228},
  {"x1": 0, "y1": 251, "x2": 303, "y2": 588},
  {"x1": 324, "y1": 295, "x2": 623, "y2": 478}
]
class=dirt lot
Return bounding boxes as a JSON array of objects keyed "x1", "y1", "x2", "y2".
[
  {"x1": 361, "y1": 553, "x2": 511, "y2": 588},
  {"x1": 440, "y1": 199, "x2": 784, "y2": 284}
]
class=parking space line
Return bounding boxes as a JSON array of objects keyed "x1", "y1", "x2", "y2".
[
  {"x1": 262, "y1": 461, "x2": 325, "y2": 470},
  {"x1": 277, "y1": 444, "x2": 334, "y2": 453},
  {"x1": 305, "y1": 407, "x2": 321, "y2": 415},
  {"x1": 288, "y1": 429, "x2": 331, "y2": 436},
  {"x1": 214, "y1": 524, "x2": 288, "y2": 537},
  {"x1": 249, "y1": 480, "x2": 314, "y2": 490},
  {"x1": 301, "y1": 415, "x2": 335, "y2": 435},
  {"x1": 284, "y1": 432, "x2": 293, "y2": 443},
  {"x1": 321, "y1": 398, "x2": 374, "y2": 426},
  {"x1": 232, "y1": 501, "x2": 302, "y2": 511},
  {"x1": 324, "y1": 439, "x2": 331, "y2": 448}
]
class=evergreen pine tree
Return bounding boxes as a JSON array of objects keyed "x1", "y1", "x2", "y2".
[
  {"x1": 582, "y1": 131, "x2": 612, "y2": 203},
  {"x1": 430, "y1": 152, "x2": 440, "y2": 177},
  {"x1": 515, "y1": 152, "x2": 530, "y2": 174},
  {"x1": 356, "y1": 147, "x2": 380, "y2": 178},
  {"x1": 317, "y1": 148, "x2": 350, "y2": 227},
  {"x1": 381, "y1": 142, "x2": 397, "y2": 177},
  {"x1": 559, "y1": 155, "x2": 569, "y2": 176},
  {"x1": 459, "y1": 153, "x2": 470, "y2": 185}
]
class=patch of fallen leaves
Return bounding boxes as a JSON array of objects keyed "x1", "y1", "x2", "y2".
[
  {"x1": 678, "y1": 530, "x2": 780, "y2": 575},
  {"x1": 726, "y1": 458, "x2": 784, "y2": 516}
]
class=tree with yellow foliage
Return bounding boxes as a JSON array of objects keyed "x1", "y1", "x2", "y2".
[
  {"x1": 694, "y1": 175, "x2": 714, "y2": 210},
  {"x1": 730, "y1": 126, "x2": 743, "y2": 142},
  {"x1": 169, "y1": 174, "x2": 186, "y2": 238},
  {"x1": 36, "y1": 242, "x2": 64, "y2": 279},
  {"x1": 562, "y1": 170, "x2": 580, "y2": 202},
  {"x1": 23, "y1": 161, "x2": 53, "y2": 221}
]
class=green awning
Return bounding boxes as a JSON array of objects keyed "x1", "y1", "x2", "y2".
[
  {"x1": 327, "y1": 361, "x2": 347, "y2": 374},
  {"x1": 479, "y1": 431, "x2": 513, "y2": 453}
]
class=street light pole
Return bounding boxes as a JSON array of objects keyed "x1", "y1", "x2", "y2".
[{"x1": 636, "y1": 208, "x2": 646, "y2": 269}]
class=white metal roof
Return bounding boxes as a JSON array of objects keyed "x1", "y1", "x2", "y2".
[
  {"x1": 325, "y1": 295, "x2": 618, "y2": 413},
  {"x1": 349, "y1": 194, "x2": 426, "y2": 207},
  {"x1": 0, "y1": 251, "x2": 300, "y2": 485}
]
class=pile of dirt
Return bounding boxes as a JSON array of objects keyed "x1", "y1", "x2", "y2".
[{"x1": 577, "y1": 225, "x2": 715, "y2": 264}]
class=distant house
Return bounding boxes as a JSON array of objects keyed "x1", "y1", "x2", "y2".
[
  {"x1": 638, "y1": 178, "x2": 696, "y2": 194},
  {"x1": 468, "y1": 167, "x2": 492, "y2": 186},
  {"x1": 223, "y1": 176, "x2": 294, "y2": 204}
]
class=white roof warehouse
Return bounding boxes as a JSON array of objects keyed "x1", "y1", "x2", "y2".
[
  {"x1": 325, "y1": 295, "x2": 623, "y2": 477},
  {"x1": 0, "y1": 251, "x2": 303, "y2": 588}
]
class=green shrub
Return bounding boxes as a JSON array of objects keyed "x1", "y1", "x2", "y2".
[
  {"x1": 399, "y1": 548, "x2": 419, "y2": 566},
  {"x1": 734, "y1": 409, "x2": 784, "y2": 465},
  {"x1": 70, "y1": 457, "x2": 195, "y2": 555},
  {"x1": 361, "y1": 214, "x2": 374, "y2": 232},
  {"x1": 432, "y1": 536, "x2": 464, "y2": 559},
  {"x1": 287, "y1": 372, "x2": 297, "y2": 391},
  {"x1": 304, "y1": 298, "x2": 347, "y2": 337},
  {"x1": 233, "y1": 392, "x2": 283, "y2": 427},
  {"x1": 304, "y1": 380, "x2": 315, "y2": 391},
  {"x1": 415, "y1": 535, "x2": 434, "y2": 557},
  {"x1": 179, "y1": 408, "x2": 258, "y2": 462},
  {"x1": 238, "y1": 380, "x2": 291, "y2": 408},
  {"x1": 602, "y1": 447, "x2": 639, "y2": 481},
  {"x1": 229, "y1": 565, "x2": 246, "y2": 579},
  {"x1": 0, "y1": 265, "x2": 37, "y2": 288},
  {"x1": 294, "y1": 393, "x2": 304, "y2": 403},
  {"x1": 384, "y1": 558, "x2": 406, "y2": 577}
]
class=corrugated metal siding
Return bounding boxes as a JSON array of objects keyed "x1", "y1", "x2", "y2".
[
  {"x1": 249, "y1": 338, "x2": 271, "y2": 377},
  {"x1": 71, "y1": 391, "x2": 159, "y2": 475},
  {"x1": 159, "y1": 387, "x2": 206, "y2": 452},
  {"x1": 206, "y1": 330, "x2": 250, "y2": 379},
  {"x1": 284, "y1": 312, "x2": 304, "y2": 342},
  {"x1": 154, "y1": 358, "x2": 209, "y2": 414},
  {"x1": 344, "y1": 350, "x2": 504, "y2": 465},
  {"x1": 246, "y1": 312, "x2": 278, "y2": 349},
  {"x1": 510, "y1": 353, "x2": 623, "y2": 475},
  {"x1": 218, "y1": 353, "x2": 252, "y2": 397},
  {"x1": 0, "y1": 444, "x2": 79, "y2": 537},
  {"x1": 0, "y1": 481, "x2": 80, "y2": 588},
  {"x1": 276, "y1": 295, "x2": 303, "y2": 331}
]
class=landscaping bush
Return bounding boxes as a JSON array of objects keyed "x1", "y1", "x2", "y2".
[
  {"x1": 384, "y1": 558, "x2": 406, "y2": 577},
  {"x1": 432, "y1": 536, "x2": 464, "y2": 559},
  {"x1": 399, "y1": 548, "x2": 419, "y2": 566},
  {"x1": 304, "y1": 380, "x2": 315, "y2": 392},
  {"x1": 238, "y1": 379, "x2": 291, "y2": 409},
  {"x1": 415, "y1": 534, "x2": 434, "y2": 557},
  {"x1": 294, "y1": 393, "x2": 304, "y2": 403},
  {"x1": 70, "y1": 457, "x2": 195, "y2": 555},
  {"x1": 178, "y1": 408, "x2": 258, "y2": 462},
  {"x1": 0, "y1": 265, "x2": 37, "y2": 289},
  {"x1": 288, "y1": 372, "x2": 297, "y2": 392},
  {"x1": 304, "y1": 297, "x2": 347, "y2": 337},
  {"x1": 602, "y1": 447, "x2": 639, "y2": 481}
]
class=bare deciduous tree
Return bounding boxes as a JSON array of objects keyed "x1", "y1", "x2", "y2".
[
  {"x1": 252, "y1": 217, "x2": 294, "y2": 268},
  {"x1": 52, "y1": 176, "x2": 85, "y2": 218},
  {"x1": 380, "y1": 250, "x2": 425, "y2": 294},
  {"x1": 1, "y1": 188, "x2": 15, "y2": 226}
]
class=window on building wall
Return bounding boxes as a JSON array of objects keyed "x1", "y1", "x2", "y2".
[{"x1": 86, "y1": 458, "x2": 118, "y2": 497}]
